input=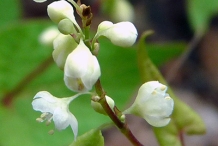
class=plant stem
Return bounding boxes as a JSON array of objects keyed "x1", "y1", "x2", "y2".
[
  {"x1": 179, "y1": 131, "x2": 185, "y2": 146},
  {"x1": 95, "y1": 79, "x2": 143, "y2": 146}
]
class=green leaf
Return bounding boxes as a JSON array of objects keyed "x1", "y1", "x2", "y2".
[
  {"x1": 153, "y1": 121, "x2": 181, "y2": 146},
  {"x1": 187, "y1": 0, "x2": 218, "y2": 34},
  {"x1": 70, "y1": 129, "x2": 104, "y2": 146},
  {"x1": 137, "y1": 31, "x2": 206, "y2": 146},
  {"x1": 146, "y1": 42, "x2": 185, "y2": 67}
]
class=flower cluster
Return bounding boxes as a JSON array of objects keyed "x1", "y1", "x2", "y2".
[
  {"x1": 32, "y1": 0, "x2": 174, "y2": 143},
  {"x1": 31, "y1": 0, "x2": 138, "y2": 139}
]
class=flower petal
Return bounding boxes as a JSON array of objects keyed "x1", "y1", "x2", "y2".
[
  {"x1": 32, "y1": 91, "x2": 58, "y2": 113},
  {"x1": 52, "y1": 33, "x2": 78, "y2": 69},
  {"x1": 64, "y1": 76, "x2": 88, "y2": 92},
  {"x1": 136, "y1": 81, "x2": 162, "y2": 102},
  {"x1": 81, "y1": 56, "x2": 101, "y2": 90},
  {"x1": 53, "y1": 107, "x2": 78, "y2": 138},
  {"x1": 145, "y1": 115, "x2": 171, "y2": 127},
  {"x1": 64, "y1": 40, "x2": 91, "y2": 78},
  {"x1": 142, "y1": 95, "x2": 174, "y2": 117}
]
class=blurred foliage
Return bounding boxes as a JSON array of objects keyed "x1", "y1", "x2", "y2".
[
  {"x1": 0, "y1": 0, "x2": 21, "y2": 27},
  {"x1": 187, "y1": 0, "x2": 218, "y2": 34}
]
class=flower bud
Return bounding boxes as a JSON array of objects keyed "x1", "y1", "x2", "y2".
[
  {"x1": 58, "y1": 18, "x2": 77, "y2": 35},
  {"x1": 123, "y1": 81, "x2": 174, "y2": 127},
  {"x1": 92, "y1": 42, "x2": 100, "y2": 56},
  {"x1": 96, "y1": 21, "x2": 137, "y2": 47},
  {"x1": 110, "y1": 0, "x2": 134, "y2": 22},
  {"x1": 39, "y1": 26, "x2": 59, "y2": 47},
  {"x1": 47, "y1": 0, "x2": 76, "y2": 24},
  {"x1": 52, "y1": 34, "x2": 78, "y2": 70},
  {"x1": 33, "y1": 0, "x2": 47, "y2": 3},
  {"x1": 64, "y1": 39, "x2": 101, "y2": 92},
  {"x1": 91, "y1": 95, "x2": 115, "y2": 115}
]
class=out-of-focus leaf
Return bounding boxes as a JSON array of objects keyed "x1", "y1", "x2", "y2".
[
  {"x1": 0, "y1": 0, "x2": 21, "y2": 27},
  {"x1": 187, "y1": 0, "x2": 218, "y2": 34},
  {"x1": 146, "y1": 42, "x2": 185, "y2": 67},
  {"x1": 137, "y1": 31, "x2": 206, "y2": 146},
  {"x1": 0, "y1": 20, "x2": 52, "y2": 97},
  {"x1": 69, "y1": 129, "x2": 104, "y2": 146}
]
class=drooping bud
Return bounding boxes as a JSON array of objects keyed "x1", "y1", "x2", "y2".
[
  {"x1": 91, "y1": 95, "x2": 115, "y2": 115},
  {"x1": 123, "y1": 81, "x2": 174, "y2": 127},
  {"x1": 47, "y1": 0, "x2": 76, "y2": 24},
  {"x1": 64, "y1": 39, "x2": 101, "y2": 92},
  {"x1": 52, "y1": 33, "x2": 78, "y2": 70},
  {"x1": 47, "y1": 0, "x2": 83, "y2": 37},
  {"x1": 96, "y1": 21, "x2": 138, "y2": 47}
]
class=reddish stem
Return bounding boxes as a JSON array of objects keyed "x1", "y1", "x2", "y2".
[
  {"x1": 2, "y1": 56, "x2": 53, "y2": 107},
  {"x1": 95, "y1": 79, "x2": 143, "y2": 146}
]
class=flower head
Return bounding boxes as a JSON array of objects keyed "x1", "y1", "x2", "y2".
[
  {"x1": 124, "y1": 81, "x2": 174, "y2": 127},
  {"x1": 95, "y1": 21, "x2": 138, "y2": 47},
  {"x1": 32, "y1": 91, "x2": 82, "y2": 138},
  {"x1": 64, "y1": 39, "x2": 101, "y2": 92}
]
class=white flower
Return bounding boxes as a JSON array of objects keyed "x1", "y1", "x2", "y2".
[
  {"x1": 32, "y1": 91, "x2": 82, "y2": 138},
  {"x1": 47, "y1": 0, "x2": 82, "y2": 34},
  {"x1": 52, "y1": 33, "x2": 78, "y2": 70},
  {"x1": 33, "y1": 0, "x2": 47, "y2": 3},
  {"x1": 123, "y1": 81, "x2": 174, "y2": 127},
  {"x1": 47, "y1": 0, "x2": 75, "y2": 23},
  {"x1": 64, "y1": 39, "x2": 101, "y2": 92},
  {"x1": 95, "y1": 21, "x2": 138, "y2": 47}
]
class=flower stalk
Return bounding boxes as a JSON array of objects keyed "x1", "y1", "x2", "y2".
[{"x1": 95, "y1": 79, "x2": 143, "y2": 146}]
